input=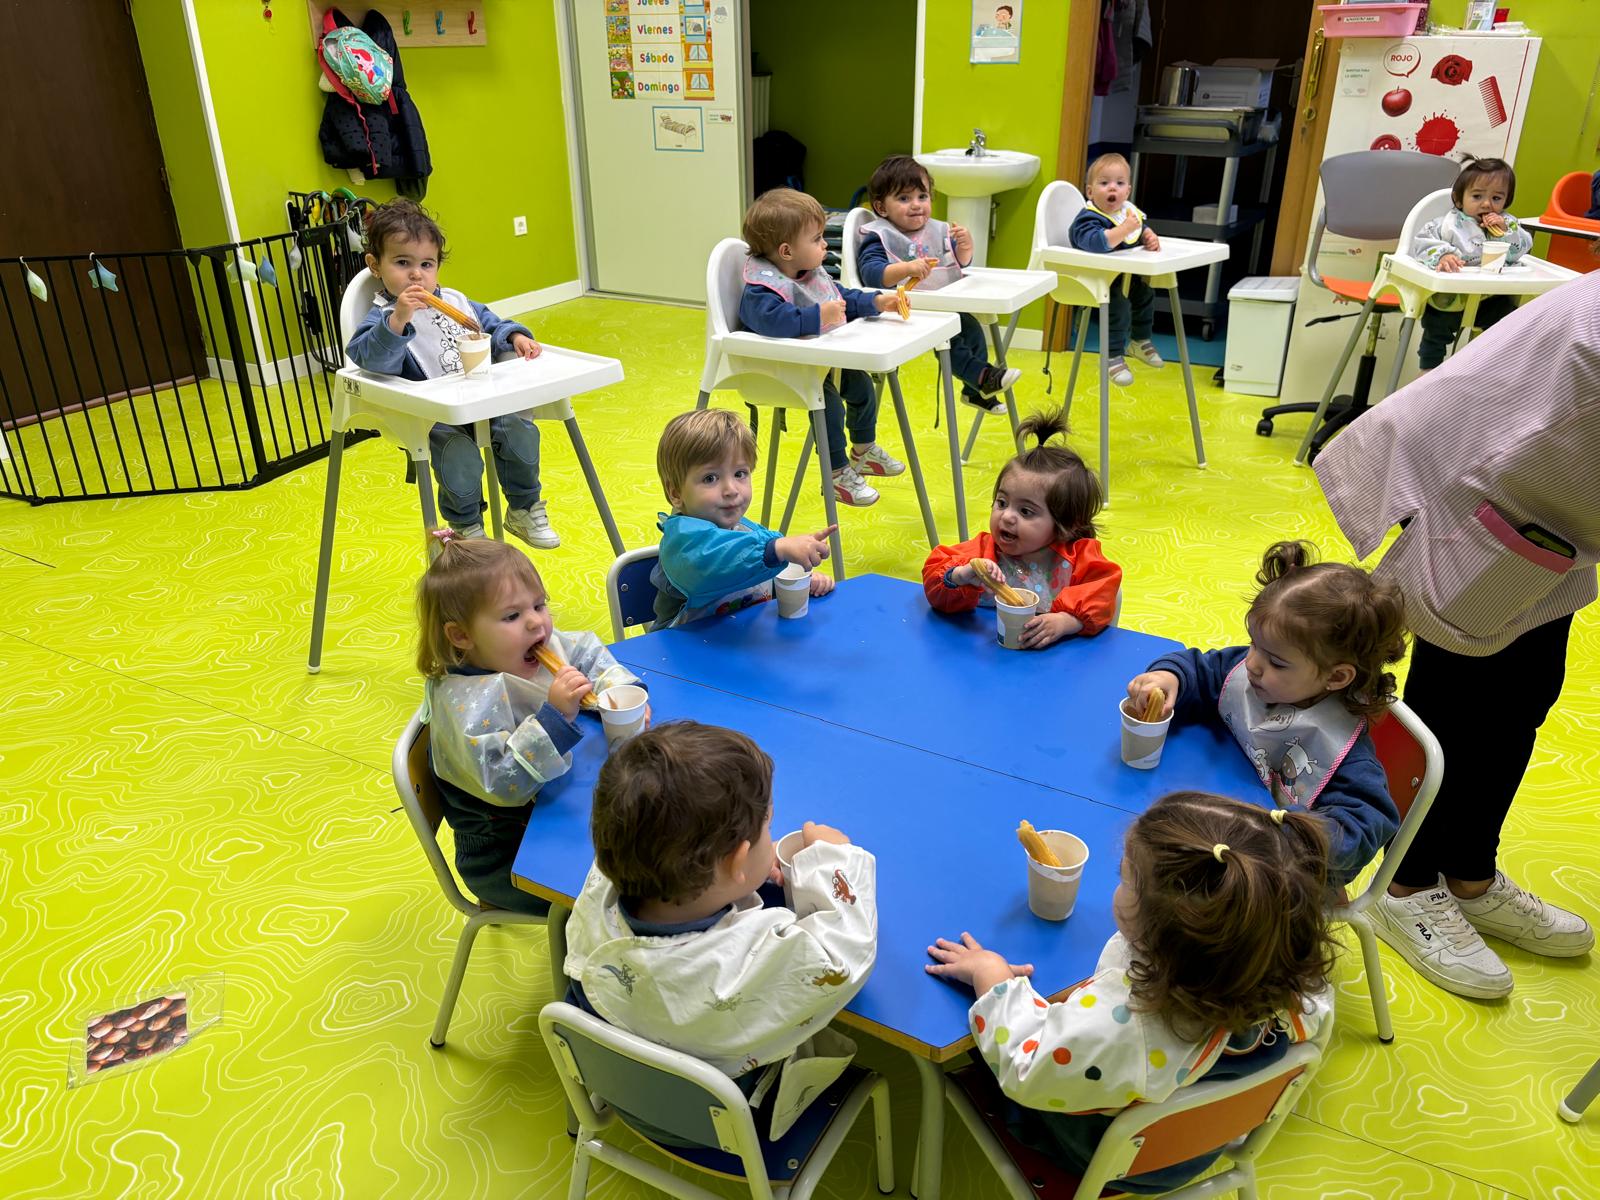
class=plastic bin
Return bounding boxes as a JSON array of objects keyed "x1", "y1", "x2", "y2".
[
  {"x1": 1318, "y1": 4, "x2": 1426, "y2": 37},
  {"x1": 1225, "y1": 277, "x2": 1300, "y2": 397}
]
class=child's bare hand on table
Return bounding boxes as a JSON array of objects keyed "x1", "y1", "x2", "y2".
[
  {"x1": 819, "y1": 298, "x2": 847, "y2": 327},
  {"x1": 1140, "y1": 226, "x2": 1161, "y2": 252},
  {"x1": 925, "y1": 932, "x2": 1035, "y2": 994},
  {"x1": 511, "y1": 333, "x2": 542, "y2": 360},
  {"x1": 776, "y1": 525, "x2": 836, "y2": 570},
  {"x1": 1020, "y1": 611, "x2": 1082, "y2": 650},
  {"x1": 1437, "y1": 253, "x2": 1465, "y2": 273}
]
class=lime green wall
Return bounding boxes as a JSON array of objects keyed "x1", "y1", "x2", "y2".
[
  {"x1": 1429, "y1": 1, "x2": 1600, "y2": 211},
  {"x1": 751, "y1": 0, "x2": 917, "y2": 208},
  {"x1": 920, "y1": 0, "x2": 1070, "y2": 277},
  {"x1": 149, "y1": 2, "x2": 579, "y2": 304},
  {"x1": 129, "y1": 3, "x2": 230, "y2": 248}
]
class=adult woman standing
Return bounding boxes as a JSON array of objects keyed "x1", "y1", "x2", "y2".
[{"x1": 1315, "y1": 269, "x2": 1599, "y2": 999}]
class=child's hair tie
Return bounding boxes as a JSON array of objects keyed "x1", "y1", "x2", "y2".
[
  {"x1": 1212, "y1": 843, "x2": 1229, "y2": 863},
  {"x1": 429, "y1": 526, "x2": 457, "y2": 545},
  {"x1": 1270, "y1": 808, "x2": 1287, "y2": 826}
]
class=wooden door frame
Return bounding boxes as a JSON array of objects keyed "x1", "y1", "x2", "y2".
[{"x1": 1047, "y1": 0, "x2": 1100, "y2": 349}]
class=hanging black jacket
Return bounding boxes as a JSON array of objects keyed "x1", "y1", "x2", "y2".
[{"x1": 318, "y1": 8, "x2": 432, "y2": 197}]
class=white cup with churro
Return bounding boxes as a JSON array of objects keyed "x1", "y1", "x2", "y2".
[
  {"x1": 775, "y1": 564, "x2": 811, "y2": 619},
  {"x1": 775, "y1": 829, "x2": 807, "y2": 908},
  {"x1": 458, "y1": 332, "x2": 493, "y2": 378},
  {"x1": 1024, "y1": 829, "x2": 1089, "y2": 920},
  {"x1": 995, "y1": 591, "x2": 1038, "y2": 649},
  {"x1": 1120, "y1": 696, "x2": 1174, "y2": 769},
  {"x1": 599, "y1": 684, "x2": 649, "y2": 747}
]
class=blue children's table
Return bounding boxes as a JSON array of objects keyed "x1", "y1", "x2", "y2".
[{"x1": 512, "y1": 574, "x2": 1266, "y2": 1199}]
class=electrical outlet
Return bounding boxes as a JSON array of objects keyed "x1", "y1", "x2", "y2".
[{"x1": 513, "y1": 215, "x2": 528, "y2": 236}]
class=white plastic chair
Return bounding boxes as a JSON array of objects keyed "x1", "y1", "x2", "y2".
[
  {"x1": 1336, "y1": 698, "x2": 1443, "y2": 1044},
  {"x1": 931, "y1": 1018, "x2": 1328, "y2": 1200},
  {"x1": 606, "y1": 544, "x2": 661, "y2": 642},
  {"x1": 392, "y1": 706, "x2": 561, "y2": 1047},
  {"x1": 696, "y1": 237, "x2": 955, "y2": 576},
  {"x1": 540, "y1": 1001, "x2": 894, "y2": 1200}
]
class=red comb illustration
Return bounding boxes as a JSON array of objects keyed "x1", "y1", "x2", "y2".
[{"x1": 1480, "y1": 76, "x2": 1507, "y2": 129}]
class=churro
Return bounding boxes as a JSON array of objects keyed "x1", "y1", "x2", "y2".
[
  {"x1": 417, "y1": 290, "x2": 482, "y2": 333},
  {"x1": 1141, "y1": 687, "x2": 1165, "y2": 723},
  {"x1": 973, "y1": 559, "x2": 1029, "y2": 608},
  {"x1": 1017, "y1": 820, "x2": 1062, "y2": 867},
  {"x1": 531, "y1": 644, "x2": 599, "y2": 709}
]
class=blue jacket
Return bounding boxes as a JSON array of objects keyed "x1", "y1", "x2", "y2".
[
  {"x1": 1146, "y1": 646, "x2": 1399, "y2": 885},
  {"x1": 345, "y1": 290, "x2": 533, "y2": 381},
  {"x1": 1068, "y1": 207, "x2": 1143, "y2": 255},
  {"x1": 652, "y1": 512, "x2": 784, "y2": 628},
  {"x1": 738, "y1": 277, "x2": 881, "y2": 338}
]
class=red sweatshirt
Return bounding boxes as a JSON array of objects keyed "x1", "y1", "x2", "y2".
[{"x1": 922, "y1": 532, "x2": 1122, "y2": 636}]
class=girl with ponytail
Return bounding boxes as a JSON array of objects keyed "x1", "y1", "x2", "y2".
[
  {"x1": 927, "y1": 791, "x2": 1336, "y2": 1193},
  {"x1": 1127, "y1": 540, "x2": 1408, "y2": 883},
  {"x1": 923, "y1": 409, "x2": 1122, "y2": 648}
]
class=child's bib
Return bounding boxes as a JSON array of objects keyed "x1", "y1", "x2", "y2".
[
  {"x1": 1216, "y1": 659, "x2": 1365, "y2": 808},
  {"x1": 859, "y1": 217, "x2": 964, "y2": 290}
]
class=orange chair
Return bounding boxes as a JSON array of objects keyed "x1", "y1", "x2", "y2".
[
  {"x1": 1540, "y1": 171, "x2": 1600, "y2": 274},
  {"x1": 939, "y1": 1017, "x2": 1329, "y2": 1200}
]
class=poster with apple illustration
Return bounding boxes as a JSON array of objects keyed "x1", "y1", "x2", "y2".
[{"x1": 1326, "y1": 35, "x2": 1540, "y2": 165}]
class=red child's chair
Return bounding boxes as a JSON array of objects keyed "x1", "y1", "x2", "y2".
[{"x1": 1540, "y1": 171, "x2": 1600, "y2": 274}]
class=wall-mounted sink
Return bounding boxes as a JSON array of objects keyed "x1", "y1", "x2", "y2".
[
  {"x1": 913, "y1": 149, "x2": 1040, "y2": 198},
  {"x1": 914, "y1": 149, "x2": 1040, "y2": 267}
]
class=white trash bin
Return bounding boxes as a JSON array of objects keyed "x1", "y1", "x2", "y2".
[{"x1": 1224, "y1": 276, "x2": 1299, "y2": 398}]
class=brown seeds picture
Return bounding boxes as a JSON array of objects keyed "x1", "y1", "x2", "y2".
[{"x1": 83, "y1": 993, "x2": 188, "y2": 1076}]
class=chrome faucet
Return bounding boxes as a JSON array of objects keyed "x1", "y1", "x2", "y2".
[{"x1": 965, "y1": 128, "x2": 987, "y2": 158}]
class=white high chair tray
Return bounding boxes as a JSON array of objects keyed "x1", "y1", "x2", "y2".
[
  {"x1": 719, "y1": 310, "x2": 961, "y2": 372},
  {"x1": 1382, "y1": 252, "x2": 1578, "y2": 297},
  {"x1": 1035, "y1": 236, "x2": 1229, "y2": 277},
  {"x1": 335, "y1": 345, "x2": 624, "y2": 426},
  {"x1": 904, "y1": 268, "x2": 1058, "y2": 315}
]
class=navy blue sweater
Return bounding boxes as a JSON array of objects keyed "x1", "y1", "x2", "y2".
[
  {"x1": 1147, "y1": 646, "x2": 1399, "y2": 885},
  {"x1": 1068, "y1": 207, "x2": 1145, "y2": 255},
  {"x1": 739, "y1": 274, "x2": 881, "y2": 337}
]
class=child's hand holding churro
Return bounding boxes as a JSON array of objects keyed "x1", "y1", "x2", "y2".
[
  {"x1": 389, "y1": 284, "x2": 437, "y2": 334},
  {"x1": 1127, "y1": 670, "x2": 1179, "y2": 721}
]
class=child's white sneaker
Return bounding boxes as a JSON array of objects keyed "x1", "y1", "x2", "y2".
[
  {"x1": 849, "y1": 443, "x2": 905, "y2": 477},
  {"x1": 1107, "y1": 357, "x2": 1134, "y2": 387},
  {"x1": 1372, "y1": 880, "x2": 1513, "y2": 999},
  {"x1": 505, "y1": 500, "x2": 560, "y2": 549},
  {"x1": 1129, "y1": 339, "x2": 1165, "y2": 368},
  {"x1": 1455, "y1": 871, "x2": 1595, "y2": 957},
  {"x1": 449, "y1": 520, "x2": 486, "y2": 540},
  {"x1": 831, "y1": 465, "x2": 880, "y2": 507}
]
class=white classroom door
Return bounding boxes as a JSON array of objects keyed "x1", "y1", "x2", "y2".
[{"x1": 571, "y1": 0, "x2": 747, "y2": 302}]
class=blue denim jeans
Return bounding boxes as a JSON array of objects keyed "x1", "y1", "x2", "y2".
[
  {"x1": 1107, "y1": 275, "x2": 1155, "y2": 358},
  {"x1": 949, "y1": 311, "x2": 992, "y2": 397},
  {"x1": 823, "y1": 368, "x2": 879, "y2": 470},
  {"x1": 1418, "y1": 295, "x2": 1516, "y2": 369},
  {"x1": 429, "y1": 414, "x2": 541, "y2": 526}
]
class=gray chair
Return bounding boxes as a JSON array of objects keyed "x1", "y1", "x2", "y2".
[
  {"x1": 540, "y1": 1001, "x2": 893, "y2": 1200},
  {"x1": 1256, "y1": 150, "x2": 1458, "y2": 464},
  {"x1": 392, "y1": 707, "x2": 563, "y2": 1047}
]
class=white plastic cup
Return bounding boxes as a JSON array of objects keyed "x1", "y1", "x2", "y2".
[
  {"x1": 599, "y1": 684, "x2": 648, "y2": 747},
  {"x1": 775, "y1": 563, "x2": 811, "y2": 619},
  {"x1": 459, "y1": 332, "x2": 492, "y2": 377},
  {"x1": 995, "y1": 588, "x2": 1039, "y2": 650},
  {"x1": 1479, "y1": 240, "x2": 1509, "y2": 274},
  {"x1": 1025, "y1": 830, "x2": 1090, "y2": 921},
  {"x1": 1120, "y1": 697, "x2": 1174, "y2": 770},
  {"x1": 775, "y1": 829, "x2": 807, "y2": 908}
]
